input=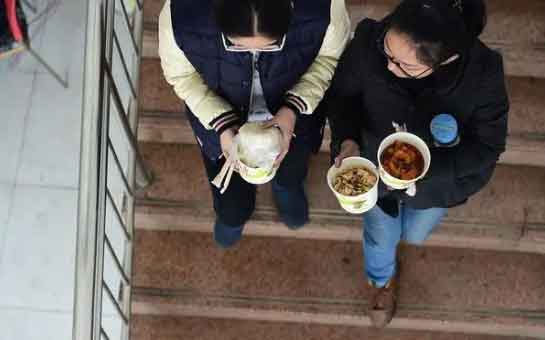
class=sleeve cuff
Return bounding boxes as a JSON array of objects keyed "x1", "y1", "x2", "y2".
[
  {"x1": 209, "y1": 110, "x2": 241, "y2": 135},
  {"x1": 284, "y1": 93, "x2": 308, "y2": 115}
]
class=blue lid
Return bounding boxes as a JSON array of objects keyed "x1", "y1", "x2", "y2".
[{"x1": 430, "y1": 114, "x2": 458, "y2": 144}]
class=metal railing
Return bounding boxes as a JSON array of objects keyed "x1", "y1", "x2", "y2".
[{"x1": 74, "y1": 0, "x2": 149, "y2": 339}]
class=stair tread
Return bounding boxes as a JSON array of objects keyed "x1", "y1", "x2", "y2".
[
  {"x1": 138, "y1": 142, "x2": 545, "y2": 227},
  {"x1": 132, "y1": 230, "x2": 545, "y2": 336},
  {"x1": 131, "y1": 315, "x2": 535, "y2": 340},
  {"x1": 138, "y1": 58, "x2": 545, "y2": 139},
  {"x1": 137, "y1": 110, "x2": 545, "y2": 168}
]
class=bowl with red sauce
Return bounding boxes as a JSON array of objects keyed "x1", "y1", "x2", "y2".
[{"x1": 377, "y1": 132, "x2": 431, "y2": 190}]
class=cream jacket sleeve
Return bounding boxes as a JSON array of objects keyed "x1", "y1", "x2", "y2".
[
  {"x1": 285, "y1": 0, "x2": 351, "y2": 115},
  {"x1": 158, "y1": 0, "x2": 351, "y2": 130},
  {"x1": 158, "y1": 1, "x2": 237, "y2": 133}
]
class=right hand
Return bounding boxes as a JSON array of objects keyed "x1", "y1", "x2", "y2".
[
  {"x1": 219, "y1": 127, "x2": 238, "y2": 159},
  {"x1": 334, "y1": 139, "x2": 360, "y2": 168}
]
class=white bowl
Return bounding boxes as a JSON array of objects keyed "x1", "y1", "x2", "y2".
[
  {"x1": 327, "y1": 157, "x2": 379, "y2": 214},
  {"x1": 238, "y1": 160, "x2": 278, "y2": 185},
  {"x1": 377, "y1": 132, "x2": 431, "y2": 190}
]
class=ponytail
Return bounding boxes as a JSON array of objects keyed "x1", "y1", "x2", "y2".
[{"x1": 458, "y1": 0, "x2": 487, "y2": 39}]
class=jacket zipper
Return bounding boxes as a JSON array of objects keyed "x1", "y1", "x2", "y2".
[{"x1": 248, "y1": 52, "x2": 259, "y2": 116}]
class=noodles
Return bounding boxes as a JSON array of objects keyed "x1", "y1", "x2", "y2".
[{"x1": 334, "y1": 167, "x2": 377, "y2": 196}]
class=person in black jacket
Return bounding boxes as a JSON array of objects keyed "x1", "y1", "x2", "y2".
[{"x1": 328, "y1": 0, "x2": 508, "y2": 327}]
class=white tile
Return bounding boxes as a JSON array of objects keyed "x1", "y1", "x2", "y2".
[
  {"x1": 0, "y1": 309, "x2": 72, "y2": 340},
  {"x1": 15, "y1": 0, "x2": 87, "y2": 188},
  {"x1": 0, "y1": 184, "x2": 14, "y2": 272},
  {"x1": 0, "y1": 184, "x2": 12, "y2": 228},
  {"x1": 0, "y1": 185, "x2": 77, "y2": 311},
  {"x1": 33, "y1": 0, "x2": 86, "y2": 80},
  {"x1": 15, "y1": 72, "x2": 82, "y2": 187},
  {"x1": 0, "y1": 72, "x2": 35, "y2": 183}
]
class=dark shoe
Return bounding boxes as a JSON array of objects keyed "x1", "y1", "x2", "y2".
[
  {"x1": 367, "y1": 277, "x2": 398, "y2": 328},
  {"x1": 213, "y1": 220, "x2": 244, "y2": 248},
  {"x1": 271, "y1": 182, "x2": 309, "y2": 229}
]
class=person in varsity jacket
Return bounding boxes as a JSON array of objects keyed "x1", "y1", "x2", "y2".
[{"x1": 158, "y1": 0, "x2": 350, "y2": 248}]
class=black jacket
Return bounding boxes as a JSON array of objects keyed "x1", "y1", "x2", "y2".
[{"x1": 328, "y1": 19, "x2": 509, "y2": 214}]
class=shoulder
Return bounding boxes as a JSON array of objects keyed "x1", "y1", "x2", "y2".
[
  {"x1": 344, "y1": 19, "x2": 383, "y2": 63},
  {"x1": 467, "y1": 40, "x2": 505, "y2": 81},
  {"x1": 352, "y1": 18, "x2": 382, "y2": 47},
  {"x1": 170, "y1": 0, "x2": 216, "y2": 33},
  {"x1": 292, "y1": 0, "x2": 331, "y2": 21}
]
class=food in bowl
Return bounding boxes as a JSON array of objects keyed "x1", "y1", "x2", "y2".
[
  {"x1": 334, "y1": 167, "x2": 377, "y2": 196},
  {"x1": 380, "y1": 141, "x2": 424, "y2": 180},
  {"x1": 237, "y1": 122, "x2": 282, "y2": 169}
]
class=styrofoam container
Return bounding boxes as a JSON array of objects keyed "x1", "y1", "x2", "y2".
[
  {"x1": 327, "y1": 157, "x2": 379, "y2": 214},
  {"x1": 377, "y1": 132, "x2": 431, "y2": 190},
  {"x1": 238, "y1": 160, "x2": 278, "y2": 185}
]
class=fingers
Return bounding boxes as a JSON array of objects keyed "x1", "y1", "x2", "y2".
[
  {"x1": 273, "y1": 147, "x2": 288, "y2": 168},
  {"x1": 262, "y1": 119, "x2": 277, "y2": 129},
  {"x1": 334, "y1": 150, "x2": 349, "y2": 168},
  {"x1": 334, "y1": 156, "x2": 342, "y2": 168},
  {"x1": 273, "y1": 135, "x2": 291, "y2": 168}
]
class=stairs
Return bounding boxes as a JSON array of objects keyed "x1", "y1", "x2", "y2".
[{"x1": 132, "y1": 0, "x2": 545, "y2": 339}]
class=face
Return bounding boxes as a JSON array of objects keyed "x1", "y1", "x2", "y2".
[
  {"x1": 383, "y1": 30, "x2": 434, "y2": 79},
  {"x1": 226, "y1": 34, "x2": 281, "y2": 52}
]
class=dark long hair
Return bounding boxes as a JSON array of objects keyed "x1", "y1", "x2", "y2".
[
  {"x1": 213, "y1": 0, "x2": 293, "y2": 39},
  {"x1": 388, "y1": 0, "x2": 487, "y2": 67}
]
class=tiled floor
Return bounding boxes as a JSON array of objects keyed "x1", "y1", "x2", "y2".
[
  {"x1": 0, "y1": 309, "x2": 73, "y2": 340},
  {"x1": 0, "y1": 0, "x2": 86, "y2": 339},
  {"x1": 0, "y1": 185, "x2": 78, "y2": 311}
]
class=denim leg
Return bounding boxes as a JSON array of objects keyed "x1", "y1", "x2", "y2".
[
  {"x1": 363, "y1": 205, "x2": 403, "y2": 287},
  {"x1": 213, "y1": 220, "x2": 244, "y2": 249},
  {"x1": 272, "y1": 140, "x2": 312, "y2": 229},
  {"x1": 401, "y1": 207, "x2": 447, "y2": 245},
  {"x1": 201, "y1": 151, "x2": 256, "y2": 248}
]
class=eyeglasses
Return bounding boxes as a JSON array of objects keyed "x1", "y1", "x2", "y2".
[
  {"x1": 221, "y1": 34, "x2": 286, "y2": 53},
  {"x1": 376, "y1": 29, "x2": 434, "y2": 79}
]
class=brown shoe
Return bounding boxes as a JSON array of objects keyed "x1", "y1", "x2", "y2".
[{"x1": 367, "y1": 277, "x2": 398, "y2": 328}]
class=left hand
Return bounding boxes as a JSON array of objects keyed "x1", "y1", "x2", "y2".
[{"x1": 263, "y1": 106, "x2": 297, "y2": 167}]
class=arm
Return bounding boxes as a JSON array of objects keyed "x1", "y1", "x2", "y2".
[
  {"x1": 158, "y1": 1, "x2": 239, "y2": 135},
  {"x1": 284, "y1": 0, "x2": 351, "y2": 115},
  {"x1": 426, "y1": 55, "x2": 509, "y2": 189},
  {"x1": 327, "y1": 21, "x2": 369, "y2": 149}
]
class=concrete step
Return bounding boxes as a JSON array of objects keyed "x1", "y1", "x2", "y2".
[
  {"x1": 131, "y1": 230, "x2": 545, "y2": 338},
  {"x1": 137, "y1": 110, "x2": 545, "y2": 168},
  {"x1": 131, "y1": 315, "x2": 537, "y2": 340},
  {"x1": 137, "y1": 58, "x2": 545, "y2": 167},
  {"x1": 141, "y1": 0, "x2": 545, "y2": 78},
  {"x1": 135, "y1": 142, "x2": 545, "y2": 254}
]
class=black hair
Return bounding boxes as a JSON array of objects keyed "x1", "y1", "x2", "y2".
[
  {"x1": 388, "y1": 0, "x2": 487, "y2": 67},
  {"x1": 213, "y1": 0, "x2": 292, "y2": 39}
]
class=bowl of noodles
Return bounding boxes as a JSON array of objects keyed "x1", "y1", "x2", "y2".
[
  {"x1": 327, "y1": 157, "x2": 379, "y2": 214},
  {"x1": 377, "y1": 132, "x2": 431, "y2": 190}
]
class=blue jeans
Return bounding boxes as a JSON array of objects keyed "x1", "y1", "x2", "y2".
[{"x1": 363, "y1": 203, "x2": 447, "y2": 287}]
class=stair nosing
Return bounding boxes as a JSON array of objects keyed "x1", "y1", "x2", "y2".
[
  {"x1": 131, "y1": 291, "x2": 545, "y2": 339},
  {"x1": 134, "y1": 201, "x2": 545, "y2": 254},
  {"x1": 137, "y1": 112, "x2": 545, "y2": 168}
]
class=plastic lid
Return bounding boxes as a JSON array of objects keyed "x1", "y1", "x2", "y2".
[{"x1": 430, "y1": 114, "x2": 458, "y2": 145}]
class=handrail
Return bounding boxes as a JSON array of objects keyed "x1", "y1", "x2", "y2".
[{"x1": 74, "y1": 0, "x2": 148, "y2": 339}]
